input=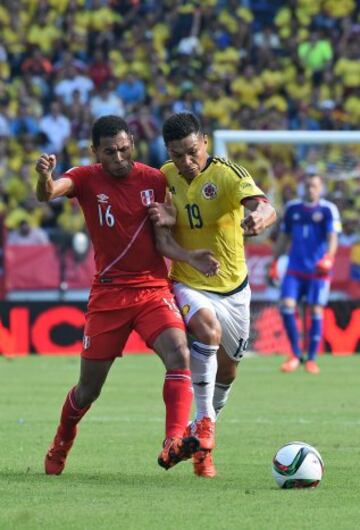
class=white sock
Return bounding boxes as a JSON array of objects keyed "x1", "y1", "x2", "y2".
[
  {"x1": 213, "y1": 382, "x2": 233, "y2": 418},
  {"x1": 190, "y1": 341, "x2": 218, "y2": 422}
]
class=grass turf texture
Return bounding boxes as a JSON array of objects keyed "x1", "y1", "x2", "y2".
[{"x1": 0, "y1": 354, "x2": 359, "y2": 530}]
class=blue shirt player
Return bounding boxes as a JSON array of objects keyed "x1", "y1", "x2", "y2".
[{"x1": 269, "y1": 174, "x2": 341, "y2": 374}]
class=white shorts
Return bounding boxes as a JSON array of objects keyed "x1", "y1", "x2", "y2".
[{"x1": 173, "y1": 281, "x2": 251, "y2": 361}]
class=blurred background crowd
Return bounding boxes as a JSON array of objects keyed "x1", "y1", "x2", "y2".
[{"x1": 0, "y1": 0, "x2": 359, "y2": 248}]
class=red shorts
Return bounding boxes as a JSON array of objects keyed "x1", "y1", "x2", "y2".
[{"x1": 82, "y1": 285, "x2": 185, "y2": 360}]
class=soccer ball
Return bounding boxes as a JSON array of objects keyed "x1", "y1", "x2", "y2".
[{"x1": 272, "y1": 441, "x2": 324, "y2": 489}]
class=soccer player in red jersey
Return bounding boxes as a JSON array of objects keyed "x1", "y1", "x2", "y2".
[{"x1": 35, "y1": 115, "x2": 219, "y2": 475}]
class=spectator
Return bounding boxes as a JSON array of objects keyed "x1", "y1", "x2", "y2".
[
  {"x1": 128, "y1": 104, "x2": 167, "y2": 167},
  {"x1": 39, "y1": 102, "x2": 71, "y2": 154},
  {"x1": 298, "y1": 30, "x2": 333, "y2": 78},
  {"x1": 89, "y1": 80, "x2": 125, "y2": 119},
  {"x1": 0, "y1": 110, "x2": 10, "y2": 137},
  {"x1": 339, "y1": 213, "x2": 360, "y2": 247},
  {"x1": 53, "y1": 50, "x2": 87, "y2": 76},
  {"x1": 21, "y1": 47, "x2": 53, "y2": 77},
  {"x1": 7, "y1": 218, "x2": 49, "y2": 245},
  {"x1": 88, "y1": 49, "x2": 112, "y2": 89},
  {"x1": 253, "y1": 25, "x2": 281, "y2": 60},
  {"x1": 10, "y1": 101, "x2": 39, "y2": 137},
  {"x1": 115, "y1": 72, "x2": 146, "y2": 107},
  {"x1": 26, "y1": 12, "x2": 61, "y2": 55},
  {"x1": 54, "y1": 65, "x2": 94, "y2": 106}
]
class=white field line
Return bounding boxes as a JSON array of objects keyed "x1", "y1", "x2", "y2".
[{"x1": 86, "y1": 416, "x2": 360, "y2": 427}]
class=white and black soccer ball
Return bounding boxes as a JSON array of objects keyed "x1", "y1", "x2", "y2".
[{"x1": 272, "y1": 441, "x2": 324, "y2": 489}]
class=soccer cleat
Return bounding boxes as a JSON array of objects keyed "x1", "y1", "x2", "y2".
[
  {"x1": 305, "y1": 360, "x2": 320, "y2": 374},
  {"x1": 44, "y1": 433, "x2": 76, "y2": 475},
  {"x1": 185, "y1": 417, "x2": 215, "y2": 450},
  {"x1": 280, "y1": 357, "x2": 301, "y2": 373},
  {"x1": 158, "y1": 436, "x2": 200, "y2": 470},
  {"x1": 193, "y1": 450, "x2": 217, "y2": 478}
]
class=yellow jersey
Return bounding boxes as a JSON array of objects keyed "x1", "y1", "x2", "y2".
[{"x1": 161, "y1": 156, "x2": 265, "y2": 293}]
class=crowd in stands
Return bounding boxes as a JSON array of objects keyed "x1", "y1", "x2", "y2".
[{"x1": 0, "y1": 0, "x2": 359, "y2": 246}]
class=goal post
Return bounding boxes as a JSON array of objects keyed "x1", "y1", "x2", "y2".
[
  {"x1": 213, "y1": 128, "x2": 360, "y2": 202},
  {"x1": 213, "y1": 130, "x2": 360, "y2": 157}
]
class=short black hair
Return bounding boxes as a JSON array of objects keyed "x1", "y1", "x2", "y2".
[
  {"x1": 91, "y1": 115, "x2": 130, "y2": 148},
  {"x1": 305, "y1": 173, "x2": 323, "y2": 182},
  {"x1": 162, "y1": 112, "x2": 202, "y2": 144}
]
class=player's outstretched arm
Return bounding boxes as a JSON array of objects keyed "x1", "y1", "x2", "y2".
[
  {"x1": 35, "y1": 154, "x2": 74, "y2": 202},
  {"x1": 241, "y1": 198, "x2": 277, "y2": 237},
  {"x1": 154, "y1": 226, "x2": 220, "y2": 276}
]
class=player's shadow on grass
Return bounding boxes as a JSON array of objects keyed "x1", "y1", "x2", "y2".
[
  {"x1": 0, "y1": 470, "x2": 272, "y2": 492},
  {"x1": 0, "y1": 470, "x2": 199, "y2": 487}
]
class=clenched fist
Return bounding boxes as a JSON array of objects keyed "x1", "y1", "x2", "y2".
[
  {"x1": 36, "y1": 154, "x2": 57, "y2": 181},
  {"x1": 241, "y1": 211, "x2": 267, "y2": 236}
]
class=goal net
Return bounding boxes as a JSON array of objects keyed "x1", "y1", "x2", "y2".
[{"x1": 213, "y1": 130, "x2": 360, "y2": 357}]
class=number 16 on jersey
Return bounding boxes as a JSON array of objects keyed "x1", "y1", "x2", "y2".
[{"x1": 98, "y1": 204, "x2": 115, "y2": 227}]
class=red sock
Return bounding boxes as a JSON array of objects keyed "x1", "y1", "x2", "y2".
[
  {"x1": 56, "y1": 387, "x2": 90, "y2": 442},
  {"x1": 163, "y1": 369, "x2": 193, "y2": 438}
]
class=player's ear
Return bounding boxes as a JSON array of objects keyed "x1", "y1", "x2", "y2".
[
  {"x1": 130, "y1": 134, "x2": 135, "y2": 149},
  {"x1": 203, "y1": 134, "x2": 208, "y2": 146}
]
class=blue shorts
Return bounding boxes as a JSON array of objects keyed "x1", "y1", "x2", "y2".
[{"x1": 280, "y1": 273, "x2": 330, "y2": 306}]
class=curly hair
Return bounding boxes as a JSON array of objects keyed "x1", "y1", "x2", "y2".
[{"x1": 91, "y1": 115, "x2": 130, "y2": 147}]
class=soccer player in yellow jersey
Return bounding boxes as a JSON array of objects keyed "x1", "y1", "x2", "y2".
[{"x1": 150, "y1": 112, "x2": 276, "y2": 478}]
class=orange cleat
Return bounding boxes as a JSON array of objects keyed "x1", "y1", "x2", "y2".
[
  {"x1": 193, "y1": 450, "x2": 217, "y2": 478},
  {"x1": 158, "y1": 436, "x2": 200, "y2": 470},
  {"x1": 185, "y1": 417, "x2": 215, "y2": 451},
  {"x1": 45, "y1": 433, "x2": 76, "y2": 475},
  {"x1": 305, "y1": 360, "x2": 320, "y2": 374},
  {"x1": 280, "y1": 357, "x2": 300, "y2": 373}
]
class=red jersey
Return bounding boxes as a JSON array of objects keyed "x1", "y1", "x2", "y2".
[{"x1": 65, "y1": 162, "x2": 168, "y2": 287}]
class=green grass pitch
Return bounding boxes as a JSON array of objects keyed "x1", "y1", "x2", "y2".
[{"x1": 0, "y1": 354, "x2": 359, "y2": 530}]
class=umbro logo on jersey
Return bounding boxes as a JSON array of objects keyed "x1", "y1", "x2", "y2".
[
  {"x1": 97, "y1": 193, "x2": 109, "y2": 203},
  {"x1": 140, "y1": 189, "x2": 155, "y2": 206},
  {"x1": 202, "y1": 182, "x2": 218, "y2": 200}
]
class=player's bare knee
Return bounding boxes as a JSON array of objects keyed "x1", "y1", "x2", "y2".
[
  {"x1": 153, "y1": 328, "x2": 191, "y2": 369},
  {"x1": 75, "y1": 384, "x2": 102, "y2": 408},
  {"x1": 188, "y1": 310, "x2": 221, "y2": 345},
  {"x1": 280, "y1": 298, "x2": 295, "y2": 310},
  {"x1": 311, "y1": 305, "x2": 323, "y2": 316},
  {"x1": 168, "y1": 341, "x2": 190, "y2": 369},
  {"x1": 192, "y1": 321, "x2": 221, "y2": 345}
]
